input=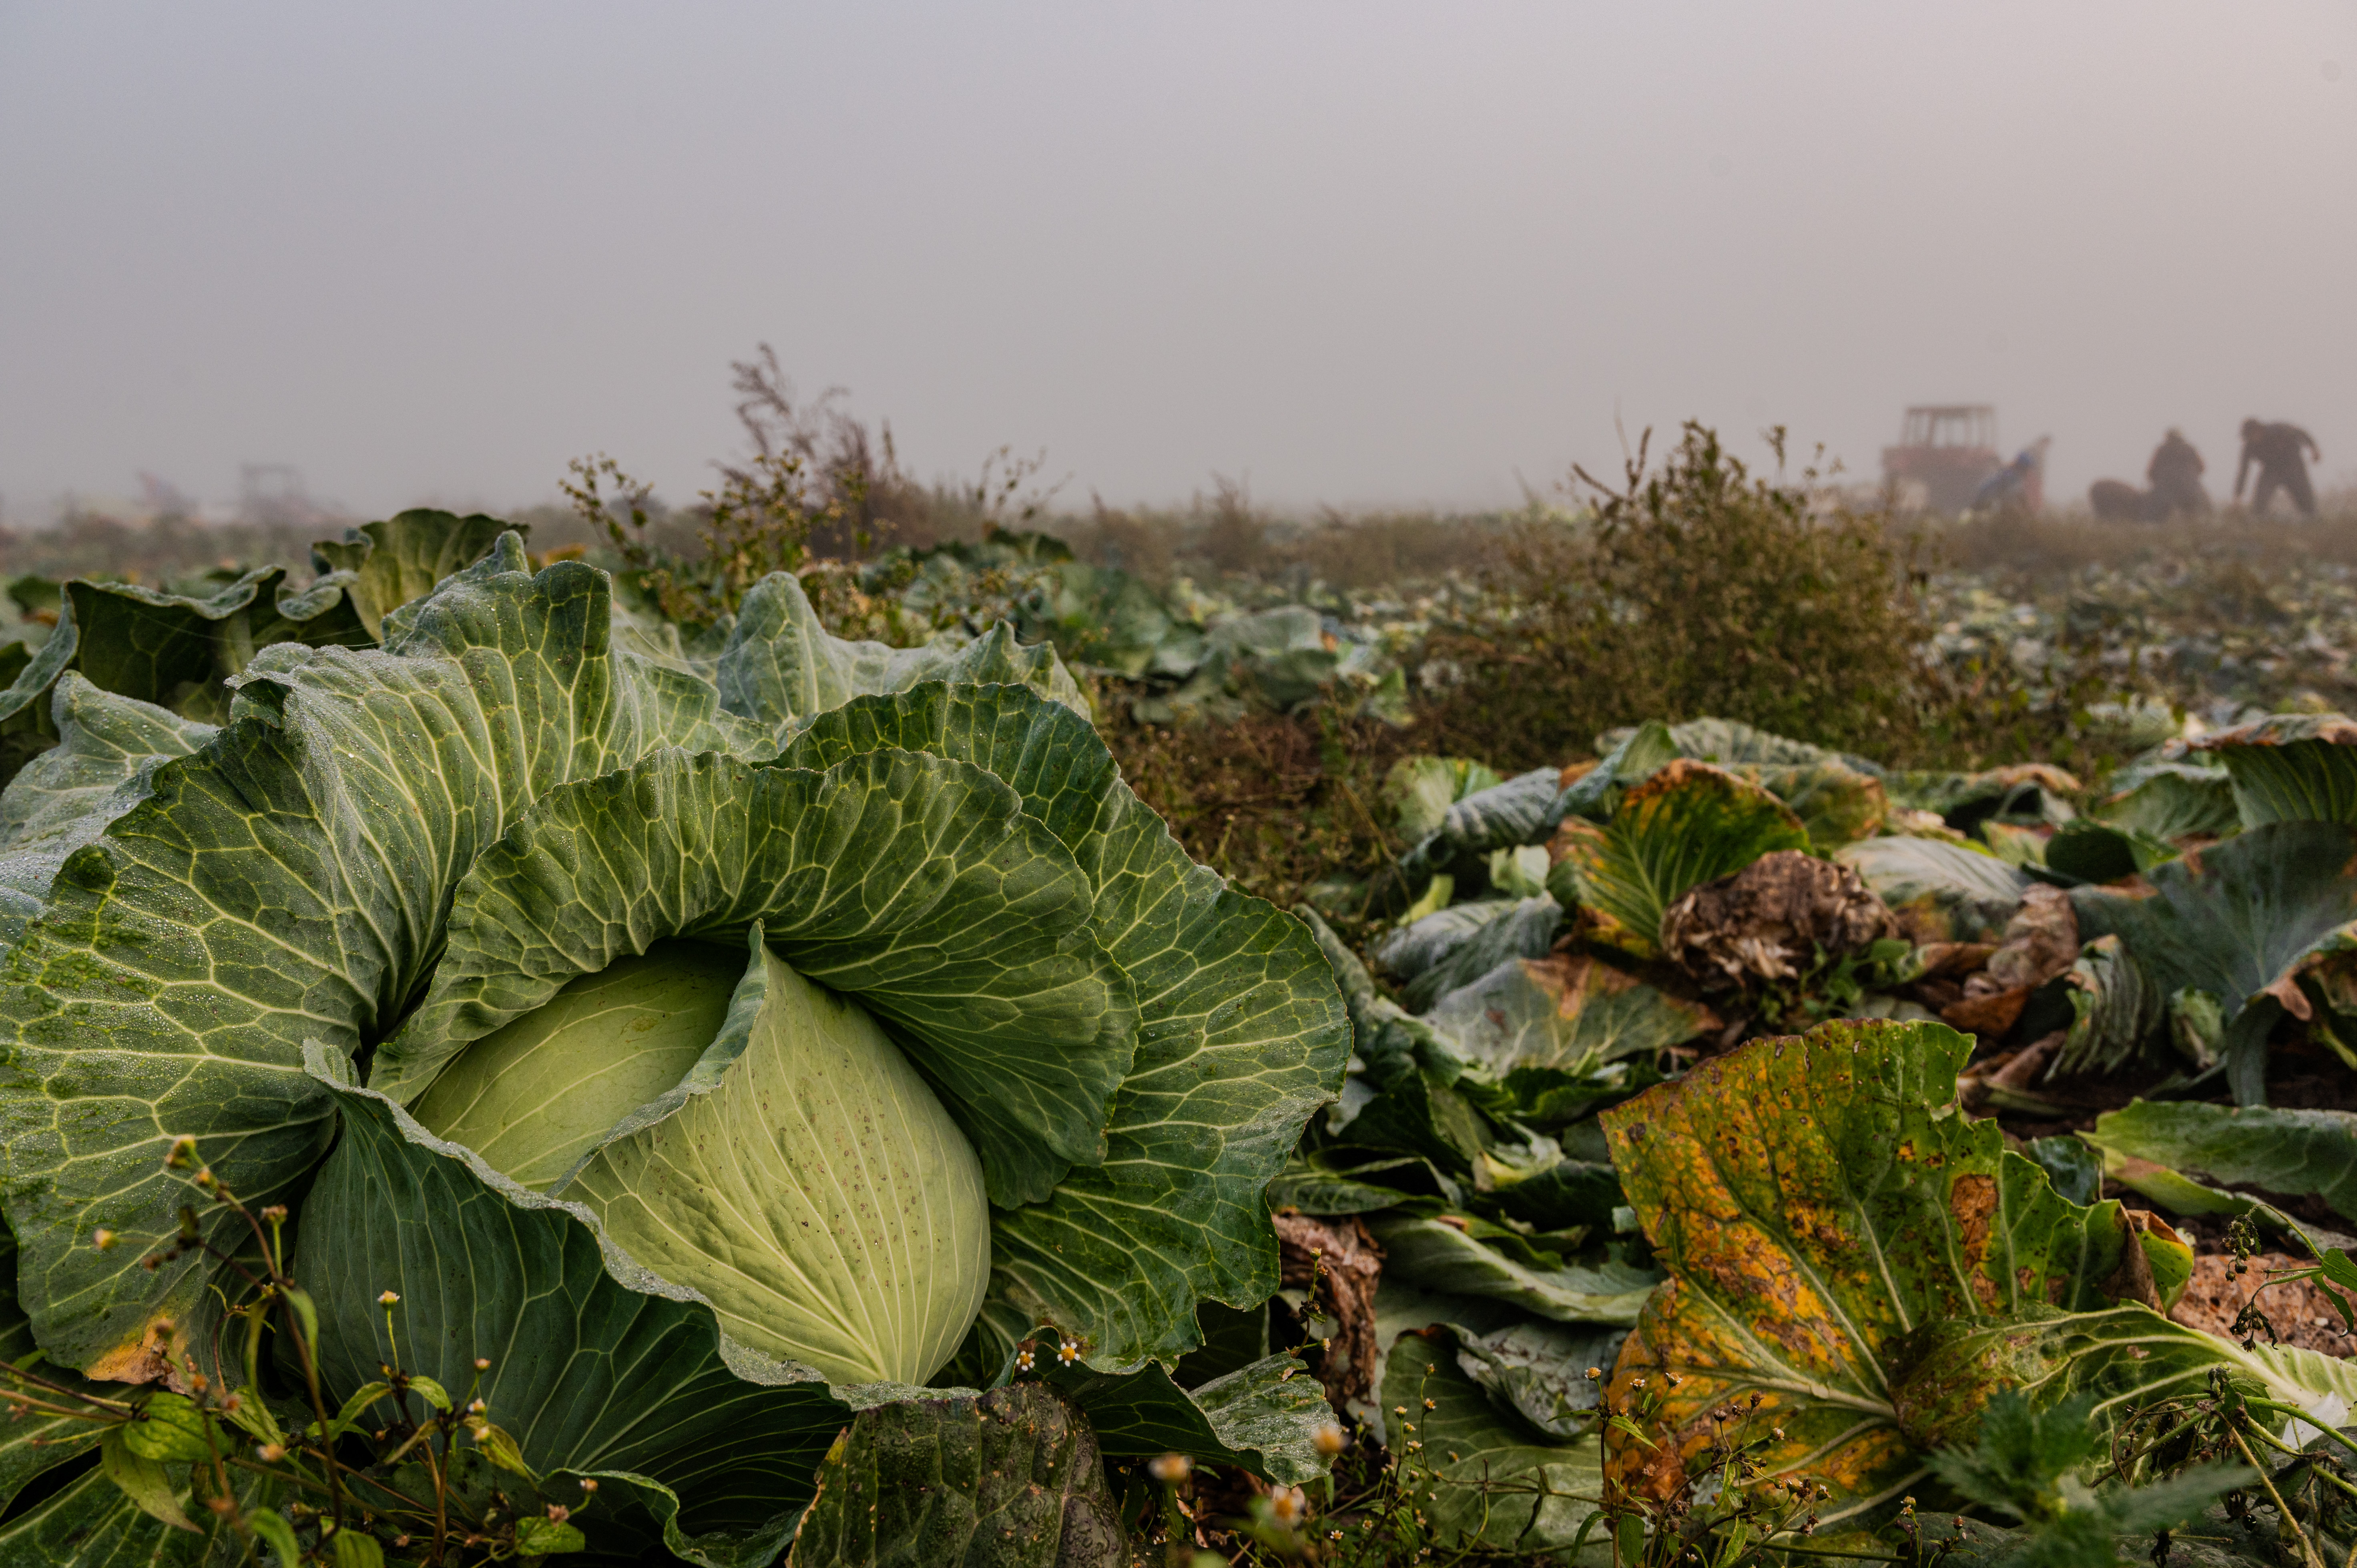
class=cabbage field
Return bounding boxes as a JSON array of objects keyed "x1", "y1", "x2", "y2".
[{"x1": 4, "y1": 502, "x2": 2357, "y2": 1568}]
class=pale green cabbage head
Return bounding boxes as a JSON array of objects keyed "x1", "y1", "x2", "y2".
[{"x1": 410, "y1": 936, "x2": 990, "y2": 1384}]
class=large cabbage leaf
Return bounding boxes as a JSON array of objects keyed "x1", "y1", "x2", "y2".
[
  {"x1": 2096, "y1": 761, "x2": 2241, "y2": 842},
  {"x1": 1382, "y1": 1327, "x2": 1607, "y2": 1557},
  {"x1": 1367, "y1": 1214, "x2": 1656, "y2": 1323},
  {"x1": 2070, "y1": 821, "x2": 2357, "y2": 1103},
  {"x1": 2190, "y1": 713, "x2": 2357, "y2": 828},
  {"x1": 1596, "y1": 1018, "x2": 2356, "y2": 1526},
  {"x1": 0, "y1": 676, "x2": 217, "y2": 950},
  {"x1": 1837, "y1": 835, "x2": 2029, "y2": 943},
  {"x1": 2082, "y1": 1101, "x2": 2357, "y2": 1224},
  {"x1": 785, "y1": 1383, "x2": 1123, "y2": 1568},
  {"x1": 367, "y1": 744, "x2": 1131, "y2": 1211},
  {"x1": 775, "y1": 682, "x2": 1351, "y2": 1368},
  {"x1": 1422, "y1": 954, "x2": 1715, "y2": 1077},
  {"x1": 310, "y1": 508, "x2": 516, "y2": 641},
  {"x1": 717, "y1": 573, "x2": 1086, "y2": 738},
  {"x1": 0, "y1": 509, "x2": 506, "y2": 779}
]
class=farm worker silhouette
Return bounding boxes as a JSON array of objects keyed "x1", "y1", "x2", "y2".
[
  {"x1": 2146, "y1": 429, "x2": 2210, "y2": 519},
  {"x1": 1969, "y1": 437, "x2": 2050, "y2": 513},
  {"x1": 2235, "y1": 419, "x2": 2321, "y2": 517}
]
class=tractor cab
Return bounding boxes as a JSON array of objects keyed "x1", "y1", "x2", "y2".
[{"x1": 1882, "y1": 404, "x2": 2007, "y2": 515}]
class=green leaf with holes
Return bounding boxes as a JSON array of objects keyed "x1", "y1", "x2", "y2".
[{"x1": 784, "y1": 1383, "x2": 1123, "y2": 1568}]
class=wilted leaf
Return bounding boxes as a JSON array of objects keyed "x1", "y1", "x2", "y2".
[
  {"x1": 1374, "y1": 899, "x2": 1521, "y2": 983},
  {"x1": 1275, "y1": 1211, "x2": 1383, "y2": 1407},
  {"x1": 1382, "y1": 1329, "x2": 1606, "y2": 1554},
  {"x1": 1365, "y1": 1214, "x2": 1657, "y2": 1323},
  {"x1": 1423, "y1": 954, "x2": 1716, "y2": 1076},
  {"x1": 1659, "y1": 848, "x2": 1897, "y2": 991},
  {"x1": 1395, "y1": 897, "x2": 1563, "y2": 1013},
  {"x1": 1885, "y1": 763, "x2": 2081, "y2": 831},
  {"x1": 1982, "y1": 884, "x2": 2081, "y2": 992},
  {"x1": 2046, "y1": 935, "x2": 2165, "y2": 1080},
  {"x1": 1597, "y1": 1019, "x2": 2250, "y2": 1526},
  {"x1": 1738, "y1": 759, "x2": 1889, "y2": 848},
  {"x1": 1547, "y1": 761, "x2": 1808, "y2": 958},
  {"x1": 1483, "y1": 1155, "x2": 1622, "y2": 1233},
  {"x1": 1558, "y1": 721, "x2": 1681, "y2": 823},
  {"x1": 1372, "y1": 766, "x2": 1573, "y2": 914},
  {"x1": 1449, "y1": 1319, "x2": 1627, "y2": 1442},
  {"x1": 1596, "y1": 717, "x2": 1851, "y2": 771}
]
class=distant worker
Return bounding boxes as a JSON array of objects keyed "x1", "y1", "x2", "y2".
[
  {"x1": 1968, "y1": 437, "x2": 2050, "y2": 514},
  {"x1": 2235, "y1": 418, "x2": 2321, "y2": 517},
  {"x1": 2145, "y1": 429, "x2": 2210, "y2": 519}
]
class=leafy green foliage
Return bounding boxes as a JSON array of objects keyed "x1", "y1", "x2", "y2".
[
  {"x1": 2192, "y1": 714, "x2": 2357, "y2": 829},
  {"x1": 1380, "y1": 1328, "x2": 1604, "y2": 1554},
  {"x1": 1837, "y1": 835, "x2": 2030, "y2": 943},
  {"x1": 1425, "y1": 424, "x2": 1993, "y2": 772},
  {"x1": 1926, "y1": 1391, "x2": 2250, "y2": 1568},
  {"x1": 2072, "y1": 821, "x2": 2357, "y2": 1103},
  {"x1": 2082, "y1": 1100, "x2": 2357, "y2": 1223},
  {"x1": 785, "y1": 1384, "x2": 1124, "y2": 1568},
  {"x1": 2095, "y1": 761, "x2": 2242, "y2": 842}
]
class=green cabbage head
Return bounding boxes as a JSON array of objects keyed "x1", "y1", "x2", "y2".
[
  {"x1": 0, "y1": 538, "x2": 1347, "y2": 1551},
  {"x1": 407, "y1": 936, "x2": 992, "y2": 1384}
]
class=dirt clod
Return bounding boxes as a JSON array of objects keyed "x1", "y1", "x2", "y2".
[{"x1": 2172, "y1": 1252, "x2": 2355, "y2": 1357}]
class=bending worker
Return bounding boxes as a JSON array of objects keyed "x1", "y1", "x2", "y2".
[
  {"x1": 2147, "y1": 429, "x2": 2210, "y2": 519},
  {"x1": 2235, "y1": 418, "x2": 2322, "y2": 517}
]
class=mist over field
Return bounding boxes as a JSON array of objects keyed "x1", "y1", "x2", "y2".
[
  {"x1": 21, "y1": 12, "x2": 2357, "y2": 1564},
  {"x1": 2, "y1": 2, "x2": 2352, "y2": 523}
]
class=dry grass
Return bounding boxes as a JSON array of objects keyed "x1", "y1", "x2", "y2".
[
  {"x1": 1925, "y1": 495, "x2": 2357, "y2": 578},
  {"x1": 1095, "y1": 691, "x2": 1427, "y2": 931}
]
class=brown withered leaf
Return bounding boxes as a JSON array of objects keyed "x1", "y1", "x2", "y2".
[
  {"x1": 1972, "y1": 884, "x2": 2080, "y2": 995},
  {"x1": 1658, "y1": 849, "x2": 1897, "y2": 992},
  {"x1": 1941, "y1": 986, "x2": 2029, "y2": 1039},
  {"x1": 1913, "y1": 942, "x2": 1997, "y2": 980},
  {"x1": 1277, "y1": 1212, "x2": 1384, "y2": 1408}
]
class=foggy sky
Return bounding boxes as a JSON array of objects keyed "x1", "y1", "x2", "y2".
[{"x1": 2, "y1": 3, "x2": 2351, "y2": 523}]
